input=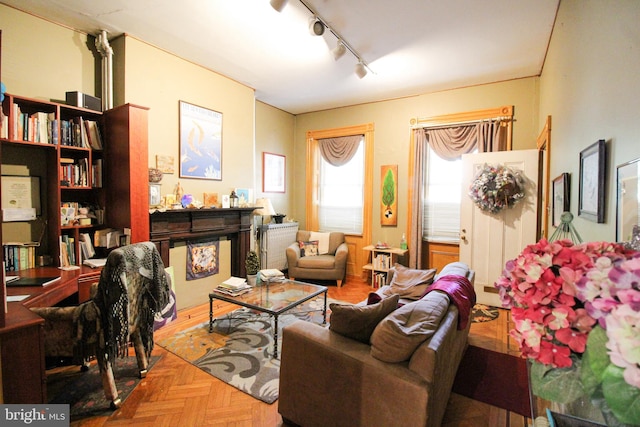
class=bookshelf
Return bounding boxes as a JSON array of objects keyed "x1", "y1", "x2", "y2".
[
  {"x1": 363, "y1": 245, "x2": 408, "y2": 288},
  {"x1": 1, "y1": 94, "x2": 148, "y2": 270}
]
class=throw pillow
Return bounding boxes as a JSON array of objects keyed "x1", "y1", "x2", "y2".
[
  {"x1": 329, "y1": 294, "x2": 400, "y2": 344},
  {"x1": 379, "y1": 264, "x2": 437, "y2": 300},
  {"x1": 309, "y1": 231, "x2": 331, "y2": 254},
  {"x1": 299, "y1": 240, "x2": 319, "y2": 257},
  {"x1": 370, "y1": 291, "x2": 450, "y2": 363}
]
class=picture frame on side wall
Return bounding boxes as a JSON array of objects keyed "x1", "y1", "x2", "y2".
[
  {"x1": 179, "y1": 100, "x2": 222, "y2": 180},
  {"x1": 552, "y1": 173, "x2": 570, "y2": 227},
  {"x1": 578, "y1": 139, "x2": 605, "y2": 223},
  {"x1": 263, "y1": 152, "x2": 286, "y2": 193}
]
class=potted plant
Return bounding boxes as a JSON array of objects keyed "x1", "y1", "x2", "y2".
[{"x1": 245, "y1": 250, "x2": 260, "y2": 286}]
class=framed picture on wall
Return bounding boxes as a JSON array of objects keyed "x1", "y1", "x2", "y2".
[
  {"x1": 263, "y1": 152, "x2": 286, "y2": 193},
  {"x1": 179, "y1": 101, "x2": 222, "y2": 180},
  {"x1": 578, "y1": 139, "x2": 606, "y2": 223},
  {"x1": 552, "y1": 173, "x2": 570, "y2": 227}
]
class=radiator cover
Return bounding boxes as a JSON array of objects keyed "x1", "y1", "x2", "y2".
[{"x1": 258, "y1": 222, "x2": 299, "y2": 271}]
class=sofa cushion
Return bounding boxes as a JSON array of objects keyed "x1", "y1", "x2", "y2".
[
  {"x1": 309, "y1": 231, "x2": 331, "y2": 254},
  {"x1": 370, "y1": 291, "x2": 450, "y2": 362},
  {"x1": 299, "y1": 240, "x2": 319, "y2": 257},
  {"x1": 379, "y1": 264, "x2": 437, "y2": 300},
  {"x1": 329, "y1": 294, "x2": 400, "y2": 343}
]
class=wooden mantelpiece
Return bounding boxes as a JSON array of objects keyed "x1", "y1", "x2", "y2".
[{"x1": 149, "y1": 207, "x2": 256, "y2": 277}]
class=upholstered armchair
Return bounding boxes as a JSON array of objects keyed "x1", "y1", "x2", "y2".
[
  {"x1": 286, "y1": 230, "x2": 348, "y2": 287},
  {"x1": 31, "y1": 241, "x2": 170, "y2": 408}
]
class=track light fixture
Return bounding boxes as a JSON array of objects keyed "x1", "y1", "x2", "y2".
[
  {"x1": 269, "y1": 0, "x2": 288, "y2": 12},
  {"x1": 331, "y1": 40, "x2": 346, "y2": 61},
  {"x1": 309, "y1": 16, "x2": 325, "y2": 36},
  {"x1": 355, "y1": 61, "x2": 367, "y2": 79}
]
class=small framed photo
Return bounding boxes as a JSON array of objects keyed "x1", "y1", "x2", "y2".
[
  {"x1": 552, "y1": 173, "x2": 570, "y2": 227},
  {"x1": 578, "y1": 139, "x2": 606, "y2": 223},
  {"x1": 149, "y1": 183, "x2": 162, "y2": 207},
  {"x1": 263, "y1": 152, "x2": 286, "y2": 193}
]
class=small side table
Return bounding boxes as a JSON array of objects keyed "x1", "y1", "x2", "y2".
[{"x1": 362, "y1": 245, "x2": 408, "y2": 287}]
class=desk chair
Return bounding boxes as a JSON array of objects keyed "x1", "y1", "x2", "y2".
[{"x1": 32, "y1": 241, "x2": 170, "y2": 408}]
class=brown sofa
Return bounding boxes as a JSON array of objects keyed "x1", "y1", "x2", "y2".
[
  {"x1": 278, "y1": 262, "x2": 475, "y2": 427},
  {"x1": 286, "y1": 230, "x2": 348, "y2": 287}
]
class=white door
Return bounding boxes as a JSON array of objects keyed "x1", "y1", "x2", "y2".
[{"x1": 460, "y1": 149, "x2": 540, "y2": 306}]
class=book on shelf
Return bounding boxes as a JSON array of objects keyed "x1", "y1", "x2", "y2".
[
  {"x1": 3, "y1": 243, "x2": 38, "y2": 272},
  {"x1": 84, "y1": 120, "x2": 103, "y2": 150},
  {"x1": 79, "y1": 233, "x2": 96, "y2": 260}
]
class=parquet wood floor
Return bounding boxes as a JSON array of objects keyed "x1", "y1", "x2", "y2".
[{"x1": 66, "y1": 277, "x2": 528, "y2": 427}]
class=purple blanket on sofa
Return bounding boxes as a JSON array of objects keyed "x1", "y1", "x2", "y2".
[{"x1": 424, "y1": 275, "x2": 476, "y2": 330}]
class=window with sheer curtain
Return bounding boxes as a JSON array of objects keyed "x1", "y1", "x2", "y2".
[
  {"x1": 318, "y1": 140, "x2": 364, "y2": 233},
  {"x1": 423, "y1": 146, "x2": 467, "y2": 241}
]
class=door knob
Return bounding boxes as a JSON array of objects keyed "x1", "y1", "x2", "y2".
[{"x1": 460, "y1": 229, "x2": 467, "y2": 243}]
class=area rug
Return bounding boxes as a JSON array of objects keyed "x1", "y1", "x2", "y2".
[
  {"x1": 157, "y1": 297, "x2": 339, "y2": 404},
  {"x1": 47, "y1": 355, "x2": 160, "y2": 421},
  {"x1": 452, "y1": 345, "x2": 531, "y2": 417},
  {"x1": 471, "y1": 303, "x2": 500, "y2": 323}
]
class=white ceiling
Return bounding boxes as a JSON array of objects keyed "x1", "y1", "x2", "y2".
[{"x1": 2, "y1": 0, "x2": 559, "y2": 115}]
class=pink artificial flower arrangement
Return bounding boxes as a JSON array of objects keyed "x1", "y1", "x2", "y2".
[{"x1": 495, "y1": 238, "x2": 640, "y2": 425}]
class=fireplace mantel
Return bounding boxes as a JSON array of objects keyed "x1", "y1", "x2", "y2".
[{"x1": 149, "y1": 207, "x2": 256, "y2": 277}]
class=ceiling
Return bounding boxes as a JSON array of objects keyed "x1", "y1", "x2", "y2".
[{"x1": 2, "y1": 0, "x2": 559, "y2": 115}]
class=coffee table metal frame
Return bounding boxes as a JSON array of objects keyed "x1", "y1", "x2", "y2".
[{"x1": 208, "y1": 279, "x2": 328, "y2": 358}]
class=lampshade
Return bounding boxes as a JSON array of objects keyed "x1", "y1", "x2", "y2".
[
  {"x1": 331, "y1": 40, "x2": 346, "y2": 61},
  {"x1": 269, "y1": 0, "x2": 288, "y2": 12},
  {"x1": 254, "y1": 198, "x2": 276, "y2": 216},
  {"x1": 355, "y1": 61, "x2": 367, "y2": 79}
]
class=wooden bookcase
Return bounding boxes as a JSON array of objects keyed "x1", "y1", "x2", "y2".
[
  {"x1": 0, "y1": 94, "x2": 149, "y2": 269},
  {"x1": 363, "y1": 245, "x2": 408, "y2": 287}
]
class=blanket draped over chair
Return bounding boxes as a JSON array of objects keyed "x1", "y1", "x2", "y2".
[{"x1": 92, "y1": 241, "x2": 170, "y2": 368}]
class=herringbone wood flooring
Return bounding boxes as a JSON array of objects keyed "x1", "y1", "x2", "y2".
[{"x1": 67, "y1": 277, "x2": 528, "y2": 427}]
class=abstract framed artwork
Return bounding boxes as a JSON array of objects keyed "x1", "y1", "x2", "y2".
[
  {"x1": 263, "y1": 152, "x2": 285, "y2": 193},
  {"x1": 552, "y1": 173, "x2": 570, "y2": 227},
  {"x1": 578, "y1": 139, "x2": 605, "y2": 223},
  {"x1": 179, "y1": 101, "x2": 222, "y2": 180},
  {"x1": 380, "y1": 164, "x2": 398, "y2": 226}
]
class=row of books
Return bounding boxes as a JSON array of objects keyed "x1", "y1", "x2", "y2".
[
  {"x1": 60, "y1": 157, "x2": 89, "y2": 187},
  {"x1": 0, "y1": 103, "x2": 104, "y2": 149},
  {"x1": 3, "y1": 243, "x2": 38, "y2": 272},
  {"x1": 372, "y1": 253, "x2": 393, "y2": 270},
  {"x1": 372, "y1": 272, "x2": 388, "y2": 288},
  {"x1": 60, "y1": 117, "x2": 103, "y2": 149}
]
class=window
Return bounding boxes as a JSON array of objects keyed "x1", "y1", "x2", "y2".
[
  {"x1": 318, "y1": 139, "x2": 364, "y2": 234},
  {"x1": 423, "y1": 146, "x2": 474, "y2": 241}
]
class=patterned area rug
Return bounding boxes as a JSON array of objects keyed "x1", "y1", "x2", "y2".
[
  {"x1": 47, "y1": 355, "x2": 160, "y2": 421},
  {"x1": 157, "y1": 297, "x2": 337, "y2": 404},
  {"x1": 471, "y1": 303, "x2": 500, "y2": 323}
]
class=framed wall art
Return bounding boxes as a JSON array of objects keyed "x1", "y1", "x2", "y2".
[
  {"x1": 380, "y1": 165, "x2": 398, "y2": 226},
  {"x1": 263, "y1": 152, "x2": 286, "y2": 193},
  {"x1": 179, "y1": 101, "x2": 222, "y2": 180},
  {"x1": 578, "y1": 139, "x2": 605, "y2": 223},
  {"x1": 552, "y1": 173, "x2": 570, "y2": 227},
  {"x1": 616, "y1": 157, "x2": 640, "y2": 241}
]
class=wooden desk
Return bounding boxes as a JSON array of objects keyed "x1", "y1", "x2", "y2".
[{"x1": 1, "y1": 266, "x2": 102, "y2": 404}]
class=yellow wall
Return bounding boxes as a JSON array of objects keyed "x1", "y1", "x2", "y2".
[
  {"x1": 293, "y1": 78, "x2": 541, "y2": 245},
  {"x1": 539, "y1": 0, "x2": 640, "y2": 242}
]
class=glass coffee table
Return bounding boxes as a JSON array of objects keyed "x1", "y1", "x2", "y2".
[{"x1": 208, "y1": 279, "x2": 327, "y2": 358}]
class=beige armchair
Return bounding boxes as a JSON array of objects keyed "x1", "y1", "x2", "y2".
[{"x1": 286, "y1": 230, "x2": 348, "y2": 287}]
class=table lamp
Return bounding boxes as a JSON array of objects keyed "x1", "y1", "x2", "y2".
[{"x1": 253, "y1": 197, "x2": 276, "y2": 248}]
